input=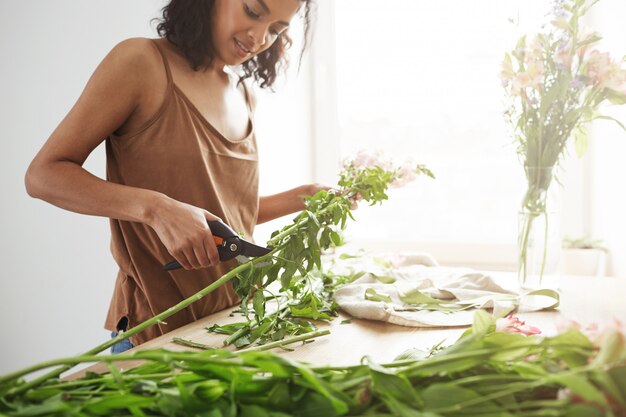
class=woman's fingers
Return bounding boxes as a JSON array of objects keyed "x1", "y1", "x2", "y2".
[
  {"x1": 204, "y1": 211, "x2": 222, "y2": 265},
  {"x1": 192, "y1": 243, "x2": 212, "y2": 269},
  {"x1": 203, "y1": 233, "x2": 220, "y2": 266},
  {"x1": 172, "y1": 248, "x2": 193, "y2": 270}
]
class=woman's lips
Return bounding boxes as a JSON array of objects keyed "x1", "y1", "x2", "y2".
[{"x1": 234, "y1": 38, "x2": 252, "y2": 58}]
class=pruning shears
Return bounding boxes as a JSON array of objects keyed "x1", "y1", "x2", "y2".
[{"x1": 162, "y1": 220, "x2": 272, "y2": 271}]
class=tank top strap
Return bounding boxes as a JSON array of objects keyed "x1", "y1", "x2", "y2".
[
  {"x1": 150, "y1": 39, "x2": 173, "y2": 87},
  {"x1": 239, "y1": 78, "x2": 254, "y2": 113}
]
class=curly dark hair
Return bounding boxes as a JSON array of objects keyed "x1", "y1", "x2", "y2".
[{"x1": 155, "y1": 0, "x2": 313, "y2": 89}]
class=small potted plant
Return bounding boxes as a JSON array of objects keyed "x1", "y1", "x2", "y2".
[{"x1": 560, "y1": 235, "x2": 608, "y2": 276}]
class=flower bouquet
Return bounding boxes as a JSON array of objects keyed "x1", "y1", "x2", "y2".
[{"x1": 499, "y1": 0, "x2": 626, "y2": 288}]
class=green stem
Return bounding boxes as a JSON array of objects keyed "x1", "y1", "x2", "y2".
[
  {"x1": 224, "y1": 325, "x2": 250, "y2": 346},
  {"x1": 430, "y1": 363, "x2": 597, "y2": 413},
  {"x1": 3, "y1": 330, "x2": 330, "y2": 389},
  {"x1": 2, "y1": 353, "x2": 244, "y2": 388},
  {"x1": 236, "y1": 329, "x2": 330, "y2": 353},
  {"x1": 518, "y1": 211, "x2": 534, "y2": 285},
  {"x1": 39, "y1": 372, "x2": 184, "y2": 390},
  {"x1": 172, "y1": 338, "x2": 214, "y2": 350},
  {"x1": 3, "y1": 254, "x2": 274, "y2": 396},
  {"x1": 266, "y1": 199, "x2": 343, "y2": 247},
  {"x1": 539, "y1": 210, "x2": 549, "y2": 283},
  {"x1": 449, "y1": 374, "x2": 531, "y2": 386}
]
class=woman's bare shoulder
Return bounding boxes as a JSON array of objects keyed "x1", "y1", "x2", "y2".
[
  {"x1": 66, "y1": 38, "x2": 168, "y2": 139},
  {"x1": 102, "y1": 37, "x2": 163, "y2": 80}
]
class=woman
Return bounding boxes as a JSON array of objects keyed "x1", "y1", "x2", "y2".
[{"x1": 25, "y1": 0, "x2": 318, "y2": 352}]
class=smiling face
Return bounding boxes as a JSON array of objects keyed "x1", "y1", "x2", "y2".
[{"x1": 210, "y1": 0, "x2": 301, "y2": 67}]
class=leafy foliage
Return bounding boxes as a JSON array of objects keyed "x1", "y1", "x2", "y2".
[
  {"x1": 2, "y1": 312, "x2": 625, "y2": 416},
  {"x1": 209, "y1": 157, "x2": 434, "y2": 349}
]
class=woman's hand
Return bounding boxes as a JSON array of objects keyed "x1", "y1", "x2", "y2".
[
  {"x1": 304, "y1": 183, "x2": 359, "y2": 209},
  {"x1": 148, "y1": 197, "x2": 222, "y2": 270},
  {"x1": 347, "y1": 192, "x2": 362, "y2": 210}
]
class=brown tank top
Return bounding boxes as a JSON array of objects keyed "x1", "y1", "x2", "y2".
[{"x1": 104, "y1": 39, "x2": 259, "y2": 346}]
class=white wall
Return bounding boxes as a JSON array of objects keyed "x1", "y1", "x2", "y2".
[
  {"x1": 0, "y1": 1, "x2": 312, "y2": 376},
  {"x1": 587, "y1": 0, "x2": 626, "y2": 277},
  {"x1": 0, "y1": 1, "x2": 166, "y2": 376}
]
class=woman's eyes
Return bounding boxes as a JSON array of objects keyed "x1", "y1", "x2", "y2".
[
  {"x1": 244, "y1": 4, "x2": 261, "y2": 20},
  {"x1": 243, "y1": 3, "x2": 281, "y2": 37}
]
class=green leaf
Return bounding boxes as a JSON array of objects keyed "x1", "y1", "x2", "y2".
[
  {"x1": 471, "y1": 309, "x2": 495, "y2": 335},
  {"x1": 398, "y1": 288, "x2": 445, "y2": 306},
  {"x1": 280, "y1": 262, "x2": 298, "y2": 289},
  {"x1": 422, "y1": 384, "x2": 502, "y2": 414},
  {"x1": 564, "y1": 404, "x2": 604, "y2": 417},
  {"x1": 330, "y1": 231, "x2": 343, "y2": 247},
  {"x1": 592, "y1": 329, "x2": 626, "y2": 367},
  {"x1": 592, "y1": 367, "x2": 626, "y2": 408},
  {"x1": 372, "y1": 257, "x2": 392, "y2": 268},
  {"x1": 369, "y1": 363, "x2": 422, "y2": 408},
  {"x1": 84, "y1": 394, "x2": 156, "y2": 414},
  {"x1": 253, "y1": 290, "x2": 265, "y2": 319},
  {"x1": 606, "y1": 90, "x2": 626, "y2": 105},
  {"x1": 193, "y1": 380, "x2": 226, "y2": 402},
  {"x1": 607, "y1": 365, "x2": 626, "y2": 404},
  {"x1": 9, "y1": 399, "x2": 71, "y2": 416},
  {"x1": 483, "y1": 332, "x2": 538, "y2": 361},
  {"x1": 338, "y1": 253, "x2": 360, "y2": 260},
  {"x1": 550, "y1": 374, "x2": 607, "y2": 406},
  {"x1": 266, "y1": 381, "x2": 292, "y2": 409},
  {"x1": 240, "y1": 404, "x2": 272, "y2": 417},
  {"x1": 548, "y1": 329, "x2": 593, "y2": 368},
  {"x1": 364, "y1": 288, "x2": 392, "y2": 303},
  {"x1": 511, "y1": 361, "x2": 549, "y2": 378},
  {"x1": 289, "y1": 305, "x2": 331, "y2": 320},
  {"x1": 295, "y1": 391, "x2": 342, "y2": 417},
  {"x1": 594, "y1": 114, "x2": 626, "y2": 131},
  {"x1": 372, "y1": 273, "x2": 396, "y2": 284}
]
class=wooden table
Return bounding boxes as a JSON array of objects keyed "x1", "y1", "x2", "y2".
[{"x1": 70, "y1": 273, "x2": 626, "y2": 378}]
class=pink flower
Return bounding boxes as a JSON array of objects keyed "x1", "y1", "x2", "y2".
[
  {"x1": 344, "y1": 150, "x2": 392, "y2": 171},
  {"x1": 496, "y1": 315, "x2": 541, "y2": 336},
  {"x1": 555, "y1": 316, "x2": 600, "y2": 339},
  {"x1": 557, "y1": 316, "x2": 626, "y2": 346},
  {"x1": 554, "y1": 40, "x2": 573, "y2": 69},
  {"x1": 583, "y1": 50, "x2": 626, "y2": 91},
  {"x1": 576, "y1": 28, "x2": 600, "y2": 60},
  {"x1": 499, "y1": 55, "x2": 515, "y2": 84},
  {"x1": 390, "y1": 164, "x2": 418, "y2": 188}
]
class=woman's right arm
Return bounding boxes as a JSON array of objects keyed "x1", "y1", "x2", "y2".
[{"x1": 25, "y1": 39, "x2": 219, "y2": 270}]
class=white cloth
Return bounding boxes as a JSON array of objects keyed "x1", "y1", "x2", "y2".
[{"x1": 332, "y1": 252, "x2": 520, "y2": 327}]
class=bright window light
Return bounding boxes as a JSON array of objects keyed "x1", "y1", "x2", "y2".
[{"x1": 333, "y1": 0, "x2": 547, "y2": 245}]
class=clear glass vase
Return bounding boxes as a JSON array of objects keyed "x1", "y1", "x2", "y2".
[{"x1": 517, "y1": 167, "x2": 560, "y2": 290}]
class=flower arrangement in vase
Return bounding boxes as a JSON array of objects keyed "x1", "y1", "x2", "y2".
[{"x1": 499, "y1": 0, "x2": 626, "y2": 289}]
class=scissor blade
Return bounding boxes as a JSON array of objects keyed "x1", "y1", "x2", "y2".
[{"x1": 240, "y1": 240, "x2": 272, "y2": 257}]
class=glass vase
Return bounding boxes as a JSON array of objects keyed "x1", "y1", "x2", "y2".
[{"x1": 517, "y1": 167, "x2": 560, "y2": 290}]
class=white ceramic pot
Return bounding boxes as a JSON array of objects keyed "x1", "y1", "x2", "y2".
[{"x1": 559, "y1": 248, "x2": 607, "y2": 276}]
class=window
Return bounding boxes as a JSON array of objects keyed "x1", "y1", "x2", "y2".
[{"x1": 311, "y1": 1, "x2": 559, "y2": 267}]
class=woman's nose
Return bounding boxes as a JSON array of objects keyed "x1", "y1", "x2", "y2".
[{"x1": 247, "y1": 26, "x2": 268, "y2": 49}]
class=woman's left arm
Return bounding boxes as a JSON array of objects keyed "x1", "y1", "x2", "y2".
[{"x1": 257, "y1": 184, "x2": 329, "y2": 224}]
